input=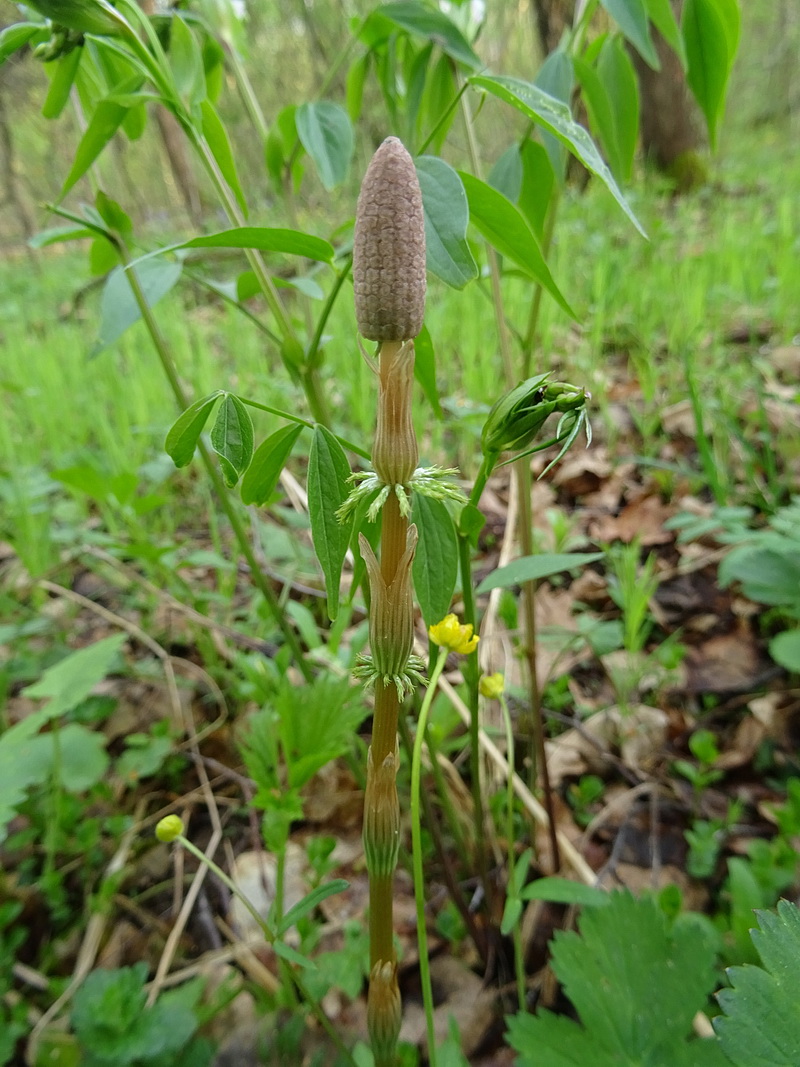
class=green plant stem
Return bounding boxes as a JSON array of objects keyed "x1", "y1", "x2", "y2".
[
  {"x1": 227, "y1": 47, "x2": 269, "y2": 143},
  {"x1": 306, "y1": 258, "x2": 352, "y2": 370},
  {"x1": 238, "y1": 397, "x2": 371, "y2": 460},
  {"x1": 188, "y1": 131, "x2": 331, "y2": 427},
  {"x1": 121, "y1": 252, "x2": 312, "y2": 681},
  {"x1": 522, "y1": 191, "x2": 560, "y2": 377},
  {"x1": 411, "y1": 647, "x2": 449, "y2": 1067},
  {"x1": 175, "y1": 836, "x2": 356, "y2": 1067},
  {"x1": 500, "y1": 693, "x2": 527, "y2": 1011}
]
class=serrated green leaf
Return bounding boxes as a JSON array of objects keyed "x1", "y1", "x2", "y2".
[
  {"x1": 165, "y1": 391, "x2": 224, "y2": 467},
  {"x1": 459, "y1": 171, "x2": 574, "y2": 317},
  {"x1": 413, "y1": 323, "x2": 442, "y2": 417},
  {"x1": 373, "y1": 1, "x2": 481, "y2": 70},
  {"x1": 411, "y1": 495, "x2": 458, "y2": 626},
  {"x1": 240, "y1": 424, "x2": 303, "y2": 506},
  {"x1": 277, "y1": 879, "x2": 349, "y2": 937},
  {"x1": 508, "y1": 891, "x2": 724, "y2": 1066},
  {"x1": 210, "y1": 394, "x2": 254, "y2": 487},
  {"x1": 520, "y1": 878, "x2": 610, "y2": 907},
  {"x1": 415, "y1": 156, "x2": 478, "y2": 289},
  {"x1": 94, "y1": 258, "x2": 183, "y2": 353},
  {"x1": 308, "y1": 426, "x2": 353, "y2": 620},
  {"x1": 715, "y1": 900, "x2": 800, "y2": 1066},
  {"x1": 600, "y1": 0, "x2": 659, "y2": 68},
  {"x1": 201, "y1": 99, "x2": 247, "y2": 214},
  {"x1": 56, "y1": 723, "x2": 110, "y2": 791},
  {"x1": 682, "y1": 0, "x2": 732, "y2": 150},
  {"x1": 296, "y1": 101, "x2": 353, "y2": 190},
  {"x1": 477, "y1": 552, "x2": 603, "y2": 594},
  {"x1": 470, "y1": 74, "x2": 646, "y2": 237}
]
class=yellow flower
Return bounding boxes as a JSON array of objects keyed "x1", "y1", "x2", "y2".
[
  {"x1": 428, "y1": 613, "x2": 479, "y2": 655},
  {"x1": 155, "y1": 815, "x2": 184, "y2": 843},
  {"x1": 479, "y1": 672, "x2": 505, "y2": 699}
]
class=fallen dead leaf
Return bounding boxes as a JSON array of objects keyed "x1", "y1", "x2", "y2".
[
  {"x1": 589, "y1": 493, "x2": 674, "y2": 546},
  {"x1": 683, "y1": 622, "x2": 765, "y2": 693}
]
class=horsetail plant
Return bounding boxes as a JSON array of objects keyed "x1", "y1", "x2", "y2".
[{"x1": 346, "y1": 137, "x2": 464, "y2": 1067}]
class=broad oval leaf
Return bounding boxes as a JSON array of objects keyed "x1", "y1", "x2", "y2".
[
  {"x1": 165, "y1": 391, "x2": 224, "y2": 468},
  {"x1": 210, "y1": 394, "x2": 254, "y2": 487},
  {"x1": 476, "y1": 551, "x2": 604, "y2": 594},
  {"x1": 769, "y1": 629, "x2": 800, "y2": 673},
  {"x1": 94, "y1": 258, "x2": 183, "y2": 354},
  {"x1": 308, "y1": 426, "x2": 353, "y2": 620},
  {"x1": 415, "y1": 156, "x2": 477, "y2": 289},
  {"x1": 459, "y1": 172, "x2": 574, "y2": 317},
  {"x1": 600, "y1": 0, "x2": 659, "y2": 68},
  {"x1": 240, "y1": 423, "x2": 303, "y2": 506},
  {"x1": 296, "y1": 101, "x2": 354, "y2": 190},
  {"x1": 372, "y1": 1, "x2": 481, "y2": 70},
  {"x1": 411, "y1": 494, "x2": 458, "y2": 626},
  {"x1": 469, "y1": 74, "x2": 647, "y2": 238}
]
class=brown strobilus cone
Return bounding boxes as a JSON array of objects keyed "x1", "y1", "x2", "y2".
[{"x1": 352, "y1": 137, "x2": 426, "y2": 1067}]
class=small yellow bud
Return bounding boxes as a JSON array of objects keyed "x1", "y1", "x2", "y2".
[
  {"x1": 155, "y1": 815, "x2": 184, "y2": 843},
  {"x1": 479, "y1": 672, "x2": 505, "y2": 699},
  {"x1": 429, "y1": 613, "x2": 479, "y2": 655}
]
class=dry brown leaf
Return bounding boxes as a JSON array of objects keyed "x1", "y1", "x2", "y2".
[
  {"x1": 399, "y1": 956, "x2": 496, "y2": 1055},
  {"x1": 589, "y1": 493, "x2": 674, "y2": 545},
  {"x1": 683, "y1": 622, "x2": 764, "y2": 693}
]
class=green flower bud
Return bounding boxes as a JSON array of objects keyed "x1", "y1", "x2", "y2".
[
  {"x1": 155, "y1": 815, "x2": 184, "y2": 843},
  {"x1": 481, "y1": 374, "x2": 587, "y2": 458}
]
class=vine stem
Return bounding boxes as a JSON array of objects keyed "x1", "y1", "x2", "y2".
[
  {"x1": 121, "y1": 251, "x2": 312, "y2": 681},
  {"x1": 411, "y1": 647, "x2": 449, "y2": 1067}
]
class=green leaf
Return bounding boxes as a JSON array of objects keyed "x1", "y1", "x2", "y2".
[
  {"x1": 177, "y1": 226, "x2": 334, "y2": 262},
  {"x1": 518, "y1": 140, "x2": 554, "y2": 241},
  {"x1": 720, "y1": 547, "x2": 800, "y2": 608},
  {"x1": 459, "y1": 172, "x2": 574, "y2": 317},
  {"x1": 534, "y1": 50, "x2": 574, "y2": 181},
  {"x1": 476, "y1": 552, "x2": 603, "y2": 594},
  {"x1": 210, "y1": 394, "x2": 254, "y2": 487},
  {"x1": 715, "y1": 900, "x2": 800, "y2": 1066},
  {"x1": 501, "y1": 896, "x2": 523, "y2": 937},
  {"x1": 644, "y1": 0, "x2": 687, "y2": 66},
  {"x1": 61, "y1": 98, "x2": 128, "y2": 197},
  {"x1": 575, "y1": 57, "x2": 622, "y2": 182},
  {"x1": 273, "y1": 940, "x2": 316, "y2": 969},
  {"x1": 169, "y1": 13, "x2": 206, "y2": 110},
  {"x1": 520, "y1": 878, "x2": 610, "y2": 907},
  {"x1": 596, "y1": 36, "x2": 639, "y2": 183},
  {"x1": 25, "y1": 0, "x2": 126, "y2": 36},
  {"x1": 94, "y1": 258, "x2": 183, "y2": 354},
  {"x1": 489, "y1": 144, "x2": 523, "y2": 202},
  {"x1": 165, "y1": 391, "x2": 224, "y2": 468},
  {"x1": 0, "y1": 23, "x2": 41, "y2": 66},
  {"x1": 42, "y1": 49, "x2": 82, "y2": 119},
  {"x1": 769, "y1": 629, "x2": 800, "y2": 672},
  {"x1": 21, "y1": 633, "x2": 127, "y2": 719},
  {"x1": 346, "y1": 51, "x2": 370, "y2": 122},
  {"x1": 413, "y1": 323, "x2": 442, "y2": 417},
  {"x1": 600, "y1": 0, "x2": 659, "y2": 68},
  {"x1": 373, "y1": 1, "x2": 481, "y2": 70},
  {"x1": 201, "y1": 99, "x2": 247, "y2": 214},
  {"x1": 415, "y1": 156, "x2": 478, "y2": 289},
  {"x1": 29, "y1": 224, "x2": 94, "y2": 248},
  {"x1": 308, "y1": 426, "x2": 353, "y2": 620},
  {"x1": 240, "y1": 424, "x2": 303, "y2": 506},
  {"x1": 296, "y1": 101, "x2": 353, "y2": 190},
  {"x1": 682, "y1": 0, "x2": 733, "y2": 150},
  {"x1": 56, "y1": 723, "x2": 110, "y2": 791},
  {"x1": 277, "y1": 879, "x2": 350, "y2": 937},
  {"x1": 411, "y1": 495, "x2": 458, "y2": 626},
  {"x1": 470, "y1": 74, "x2": 647, "y2": 237},
  {"x1": 507, "y1": 891, "x2": 726, "y2": 1067}
]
